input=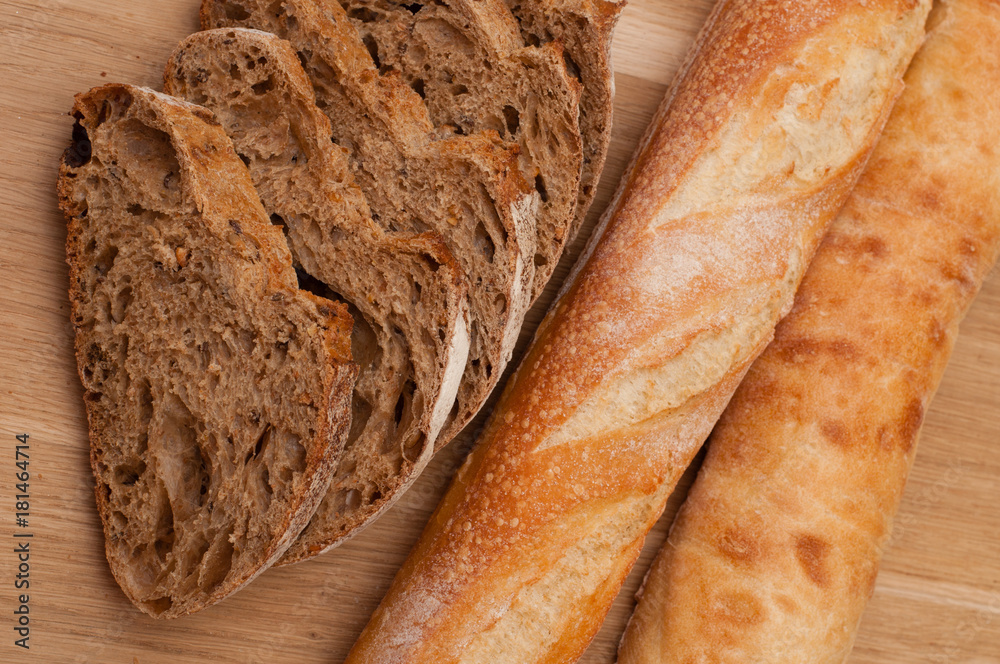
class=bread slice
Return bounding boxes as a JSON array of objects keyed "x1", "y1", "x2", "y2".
[
  {"x1": 164, "y1": 28, "x2": 471, "y2": 562},
  {"x1": 202, "y1": 0, "x2": 538, "y2": 450},
  {"x1": 506, "y1": 0, "x2": 626, "y2": 240},
  {"x1": 340, "y1": 0, "x2": 584, "y2": 299},
  {"x1": 57, "y1": 84, "x2": 356, "y2": 616}
]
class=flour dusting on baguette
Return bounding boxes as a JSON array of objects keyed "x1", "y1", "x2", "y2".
[{"x1": 619, "y1": 0, "x2": 1000, "y2": 660}]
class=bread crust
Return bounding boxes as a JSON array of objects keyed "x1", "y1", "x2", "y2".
[
  {"x1": 59, "y1": 84, "x2": 356, "y2": 617},
  {"x1": 343, "y1": 1, "x2": 928, "y2": 661},
  {"x1": 618, "y1": 1, "x2": 1000, "y2": 661}
]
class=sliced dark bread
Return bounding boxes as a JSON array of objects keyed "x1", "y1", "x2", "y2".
[
  {"x1": 202, "y1": 0, "x2": 538, "y2": 453},
  {"x1": 58, "y1": 84, "x2": 356, "y2": 616},
  {"x1": 506, "y1": 0, "x2": 625, "y2": 240},
  {"x1": 340, "y1": 0, "x2": 584, "y2": 299},
  {"x1": 164, "y1": 28, "x2": 472, "y2": 561}
]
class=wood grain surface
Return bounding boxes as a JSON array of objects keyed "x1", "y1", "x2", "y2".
[{"x1": 0, "y1": 1, "x2": 997, "y2": 662}]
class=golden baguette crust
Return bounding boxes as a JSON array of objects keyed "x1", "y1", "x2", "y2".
[
  {"x1": 345, "y1": 1, "x2": 928, "y2": 662},
  {"x1": 618, "y1": 1, "x2": 1000, "y2": 662}
]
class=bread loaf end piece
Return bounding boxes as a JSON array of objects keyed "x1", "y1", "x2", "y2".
[
  {"x1": 344, "y1": 0, "x2": 929, "y2": 661},
  {"x1": 619, "y1": 1, "x2": 1000, "y2": 661},
  {"x1": 202, "y1": 0, "x2": 538, "y2": 453},
  {"x1": 165, "y1": 27, "x2": 472, "y2": 560},
  {"x1": 58, "y1": 84, "x2": 356, "y2": 617}
]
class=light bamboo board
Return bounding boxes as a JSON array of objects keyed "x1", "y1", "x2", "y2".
[{"x1": 0, "y1": 1, "x2": 997, "y2": 662}]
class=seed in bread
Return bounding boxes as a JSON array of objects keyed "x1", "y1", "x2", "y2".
[{"x1": 58, "y1": 84, "x2": 357, "y2": 617}]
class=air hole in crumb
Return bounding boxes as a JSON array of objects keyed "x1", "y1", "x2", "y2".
[
  {"x1": 126, "y1": 204, "x2": 143, "y2": 216},
  {"x1": 362, "y1": 35, "x2": 381, "y2": 70},
  {"x1": 112, "y1": 286, "x2": 133, "y2": 324},
  {"x1": 142, "y1": 596, "x2": 173, "y2": 616},
  {"x1": 403, "y1": 2, "x2": 423, "y2": 14},
  {"x1": 114, "y1": 459, "x2": 146, "y2": 487},
  {"x1": 345, "y1": 488, "x2": 362, "y2": 510},
  {"x1": 503, "y1": 105, "x2": 520, "y2": 136},
  {"x1": 494, "y1": 293, "x2": 507, "y2": 315},
  {"x1": 534, "y1": 174, "x2": 549, "y2": 203},
  {"x1": 238, "y1": 153, "x2": 251, "y2": 167},
  {"x1": 534, "y1": 253, "x2": 548, "y2": 268},
  {"x1": 254, "y1": 425, "x2": 272, "y2": 460},
  {"x1": 229, "y1": 63, "x2": 242, "y2": 81},
  {"x1": 348, "y1": 7, "x2": 379, "y2": 22},
  {"x1": 96, "y1": 100, "x2": 112, "y2": 127},
  {"x1": 223, "y1": 2, "x2": 250, "y2": 20},
  {"x1": 474, "y1": 222, "x2": 496, "y2": 263},
  {"x1": 411, "y1": 78, "x2": 426, "y2": 99},
  {"x1": 65, "y1": 120, "x2": 92, "y2": 168},
  {"x1": 369, "y1": 490, "x2": 383, "y2": 504},
  {"x1": 563, "y1": 51, "x2": 582, "y2": 80},
  {"x1": 452, "y1": 83, "x2": 469, "y2": 95},
  {"x1": 393, "y1": 389, "x2": 407, "y2": 426},
  {"x1": 95, "y1": 245, "x2": 119, "y2": 276},
  {"x1": 252, "y1": 76, "x2": 275, "y2": 95},
  {"x1": 261, "y1": 466, "x2": 273, "y2": 495},
  {"x1": 403, "y1": 432, "x2": 426, "y2": 464}
]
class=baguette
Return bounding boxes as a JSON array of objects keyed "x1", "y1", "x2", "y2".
[
  {"x1": 617, "y1": 1, "x2": 1000, "y2": 661},
  {"x1": 58, "y1": 84, "x2": 357, "y2": 617},
  {"x1": 344, "y1": 1, "x2": 929, "y2": 661}
]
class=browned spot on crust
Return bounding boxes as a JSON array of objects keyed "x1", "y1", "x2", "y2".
[
  {"x1": 918, "y1": 187, "x2": 941, "y2": 211},
  {"x1": 820, "y1": 420, "x2": 850, "y2": 447},
  {"x1": 897, "y1": 398, "x2": 924, "y2": 453},
  {"x1": 928, "y1": 318, "x2": 948, "y2": 349},
  {"x1": 796, "y1": 534, "x2": 830, "y2": 586},
  {"x1": 859, "y1": 235, "x2": 888, "y2": 258},
  {"x1": 828, "y1": 232, "x2": 889, "y2": 261},
  {"x1": 939, "y1": 256, "x2": 976, "y2": 292},
  {"x1": 717, "y1": 527, "x2": 762, "y2": 565},
  {"x1": 776, "y1": 337, "x2": 861, "y2": 363},
  {"x1": 712, "y1": 591, "x2": 766, "y2": 626}
]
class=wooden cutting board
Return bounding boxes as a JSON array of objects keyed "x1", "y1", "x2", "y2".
[{"x1": 1, "y1": 1, "x2": 997, "y2": 662}]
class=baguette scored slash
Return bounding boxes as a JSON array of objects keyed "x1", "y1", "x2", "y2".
[
  {"x1": 164, "y1": 27, "x2": 472, "y2": 560},
  {"x1": 618, "y1": 0, "x2": 1000, "y2": 661},
  {"x1": 58, "y1": 84, "x2": 357, "y2": 617},
  {"x1": 344, "y1": 0, "x2": 930, "y2": 661}
]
